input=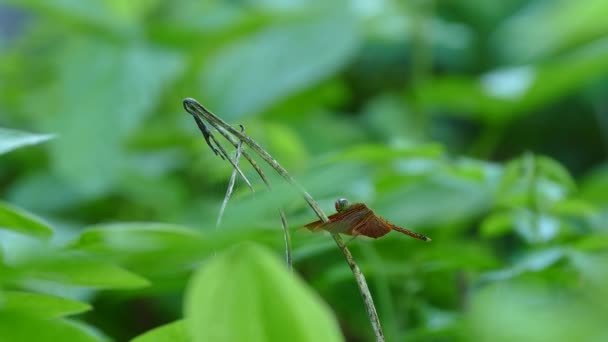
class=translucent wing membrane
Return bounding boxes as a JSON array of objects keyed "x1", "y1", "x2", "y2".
[{"x1": 303, "y1": 200, "x2": 431, "y2": 242}]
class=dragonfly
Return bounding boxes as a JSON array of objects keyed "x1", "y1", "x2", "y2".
[{"x1": 304, "y1": 198, "x2": 431, "y2": 242}]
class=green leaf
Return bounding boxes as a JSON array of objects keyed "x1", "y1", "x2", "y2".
[
  {"x1": 480, "y1": 211, "x2": 515, "y2": 238},
  {"x1": 0, "y1": 201, "x2": 53, "y2": 239},
  {"x1": 184, "y1": 243, "x2": 343, "y2": 342},
  {"x1": 0, "y1": 291, "x2": 91, "y2": 318},
  {"x1": 6, "y1": 0, "x2": 153, "y2": 36},
  {"x1": 70, "y1": 223, "x2": 207, "y2": 276},
  {"x1": 535, "y1": 156, "x2": 576, "y2": 191},
  {"x1": 377, "y1": 175, "x2": 492, "y2": 228},
  {"x1": 550, "y1": 199, "x2": 597, "y2": 218},
  {"x1": 26, "y1": 256, "x2": 149, "y2": 289},
  {"x1": 200, "y1": 4, "x2": 359, "y2": 119},
  {"x1": 573, "y1": 234, "x2": 608, "y2": 251},
  {"x1": 493, "y1": 0, "x2": 608, "y2": 63},
  {"x1": 580, "y1": 164, "x2": 608, "y2": 204},
  {"x1": 417, "y1": 40, "x2": 608, "y2": 122},
  {"x1": 468, "y1": 283, "x2": 606, "y2": 342},
  {"x1": 325, "y1": 144, "x2": 444, "y2": 164},
  {"x1": 131, "y1": 320, "x2": 188, "y2": 342},
  {"x1": 481, "y1": 248, "x2": 566, "y2": 282},
  {"x1": 0, "y1": 127, "x2": 54, "y2": 155},
  {"x1": 0, "y1": 311, "x2": 102, "y2": 342},
  {"x1": 31, "y1": 39, "x2": 183, "y2": 195}
]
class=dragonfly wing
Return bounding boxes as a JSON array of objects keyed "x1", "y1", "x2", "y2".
[
  {"x1": 352, "y1": 214, "x2": 391, "y2": 238},
  {"x1": 304, "y1": 203, "x2": 371, "y2": 234}
]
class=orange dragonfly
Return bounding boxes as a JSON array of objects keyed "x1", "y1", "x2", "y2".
[{"x1": 304, "y1": 198, "x2": 431, "y2": 242}]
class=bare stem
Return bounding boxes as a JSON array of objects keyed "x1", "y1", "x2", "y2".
[
  {"x1": 184, "y1": 98, "x2": 385, "y2": 342},
  {"x1": 187, "y1": 102, "x2": 293, "y2": 271},
  {"x1": 279, "y1": 210, "x2": 292, "y2": 272},
  {"x1": 216, "y1": 126, "x2": 247, "y2": 228}
]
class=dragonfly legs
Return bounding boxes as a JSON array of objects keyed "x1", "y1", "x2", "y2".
[{"x1": 345, "y1": 234, "x2": 360, "y2": 246}]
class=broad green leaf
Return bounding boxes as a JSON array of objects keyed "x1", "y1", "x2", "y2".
[
  {"x1": 417, "y1": 40, "x2": 608, "y2": 122},
  {"x1": 30, "y1": 39, "x2": 183, "y2": 195},
  {"x1": 4, "y1": 173, "x2": 85, "y2": 213},
  {"x1": 26, "y1": 256, "x2": 149, "y2": 289},
  {"x1": 0, "y1": 201, "x2": 53, "y2": 239},
  {"x1": 468, "y1": 283, "x2": 606, "y2": 342},
  {"x1": 493, "y1": 0, "x2": 608, "y2": 63},
  {"x1": 568, "y1": 251, "x2": 608, "y2": 299},
  {"x1": 131, "y1": 320, "x2": 188, "y2": 342},
  {"x1": 579, "y1": 164, "x2": 608, "y2": 205},
  {"x1": 0, "y1": 291, "x2": 91, "y2": 318},
  {"x1": 72, "y1": 223, "x2": 205, "y2": 252},
  {"x1": 535, "y1": 156, "x2": 576, "y2": 191},
  {"x1": 6, "y1": 0, "x2": 149, "y2": 36},
  {"x1": 550, "y1": 199, "x2": 597, "y2": 218},
  {"x1": 0, "y1": 127, "x2": 54, "y2": 155},
  {"x1": 480, "y1": 248, "x2": 565, "y2": 282},
  {"x1": 496, "y1": 154, "x2": 573, "y2": 210},
  {"x1": 70, "y1": 223, "x2": 207, "y2": 276},
  {"x1": 377, "y1": 175, "x2": 492, "y2": 228},
  {"x1": 184, "y1": 243, "x2": 343, "y2": 342},
  {"x1": 480, "y1": 211, "x2": 515, "y2": 238},
  {"x1": 361, "y1": 94, "x2": 426, "y2": 143},
  {"x1": 200, "y1": 4, "x2": 359, "y2": 119},
  {"x1": 324, "y1": 144, "x2": 444, "y2": 164},
  {"x1": 573, "y1": 234, "x2": 608, "y2": 251},
  {"x1": 0, "y1": 311, "x2": 101, "y2": 342}
]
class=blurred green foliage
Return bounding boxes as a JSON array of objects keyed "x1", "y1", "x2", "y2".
[{"x1": 0, "y1": 0, "x2": 607, "y2": 341}]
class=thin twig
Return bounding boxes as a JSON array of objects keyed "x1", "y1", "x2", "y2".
[
  {"x1": 216, "y1": 125, "x2": 247, "y2": 228},
  {"x1": 183, "y1": 98, "x2": 385, "y2": 342},
  {"x1": 279, "y1": 210, "x2": 292, "y2": 272},
  {"x1": 187, "y1": 101, "x2": 293, "y2": 270},
  {"x1": 188, "y1": 102, "x2": 296, "y2": 270}
]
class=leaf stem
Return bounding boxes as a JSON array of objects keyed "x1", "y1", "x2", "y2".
[{"x1": 216, "y1": 125, "x2": 247, "y2": 228}]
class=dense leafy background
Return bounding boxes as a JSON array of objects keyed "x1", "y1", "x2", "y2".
[{"x1": 1, "y1": 0, "x2": 607, "y2": 341}]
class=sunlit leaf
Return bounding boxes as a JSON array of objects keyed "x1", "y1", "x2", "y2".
[
  {"x1": 573, "y1": 234, "x2": 608, "y2": 251},
  {"x1": 25, "y1": 256, "x2": 149, "y2": 289},
  {"x1": 185, "y1": 243, "x2": 343, "y2": 342},
  {"x1": 6, "y1": 0, "x2": 145, "y2": 36},
  {"x1": 131, "y1": 320, "x2": 188, "y2": 342},
  {"x1": 480, "y1": 248, "x2": 565, "y2": 282},
  {"x1": 69, "y1": 223, "x2": 207, "y2": 276},
  {"x1": 0, "y1": 127, "x2": 54, "y2": 155},
  {"x1": 0, "y1": 311, "x2": 102, "y2": 342},
  {"x1": 0, "y1": 201, "x2": 53, "y2": 239},
  {"x1": 480, "y1": 211, "x2": 514, "y2": 238},
  {"x1": 493, "y1": 0, "x2": 608, "y2": 63},
  {"x1": 417, "y1": 40, "x2": 608, "y2": 121},
  {"x1": 0, "y1": 291, "x2": 91, "y2": 318},
  {"x1": 325, "y1": 144, "x2": 444, "y2": 164}
]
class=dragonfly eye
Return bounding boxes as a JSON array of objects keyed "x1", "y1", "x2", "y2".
[{"x1": 335, "y1": 198, "x2": 350, "y2": 212}]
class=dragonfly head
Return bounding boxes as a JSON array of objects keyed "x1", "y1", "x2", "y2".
[{"x1": 335, "y1": 198, "x2": 350, "y2": 212}]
